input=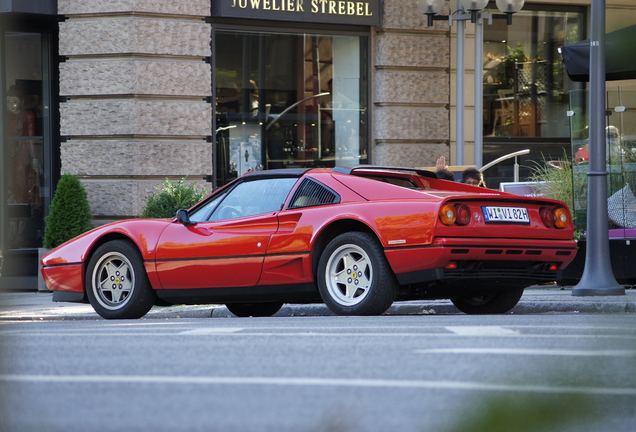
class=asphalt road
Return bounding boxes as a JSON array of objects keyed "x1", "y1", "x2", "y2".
[{"x1": 1, "y1": 314, "x2": 636, "y2": 432}]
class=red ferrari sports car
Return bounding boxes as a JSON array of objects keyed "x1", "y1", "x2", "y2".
[{"x1": 41, "y1": 166, "x2": 577, "y2": 319}]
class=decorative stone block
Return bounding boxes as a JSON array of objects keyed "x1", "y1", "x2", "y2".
[
  {"x1": 59, "y1": 18, "x2": 211, "y2": 57},
  {"x1": 82, "y1": 179, "x2": 211, "y2": 217},
  {"x1": 373, "y1": 143, "x2": 449, "y2": 168},
  {"x1": 60, "y1": 99, "x2": 212, "y2": 136},
  {"x1": 373, "y1": 106, "x2": 449, "y2": 141},
  {"x1": 60, "y1": 59, "x2": 211, "y2": 96},
  {"x1": 58, "y1": 0, "x2": 210, "y2": 16},
  {"x1": 61, "y1": 140, "x2": 212, "y2": 176},
  {"x1": 381, "y1": 1, "x2": 451, "y2": 31},
  {"x1": 375, "y1": 33, "x2": 449, "y2": 68},
  {"x1": 375, "y1": 70, "x2": 448, "y2": 105}
]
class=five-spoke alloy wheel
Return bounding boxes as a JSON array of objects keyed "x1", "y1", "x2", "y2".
[
  {"x1": 86, "y1": 240, "x2": 154, "y2": 319},
  {"x1": 318, "y1": 232, "x2": 397, "y2": 315}
]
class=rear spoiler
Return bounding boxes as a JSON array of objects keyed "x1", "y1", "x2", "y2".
[{"x1": 333, "y1": 165, "x2": 438, "y2": 179}]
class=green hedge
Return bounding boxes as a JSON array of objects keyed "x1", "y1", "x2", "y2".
[
  {"x1": 141, "y1": 178, "x2": 207, "y2": 219},
  {"x1": 43, "y1": 174, "x2": 93, "y2": 249}
]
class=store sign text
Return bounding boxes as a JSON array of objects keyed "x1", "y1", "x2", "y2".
[{"x1": 230, "y1": 0, "x2": 374, "y2": 17}]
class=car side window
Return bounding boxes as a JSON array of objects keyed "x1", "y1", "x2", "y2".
[
  {"x1": 209, "y1": 177, "x2": 298, "y2": 221},
  {"x1": 188, "y1": 191, "x2": 228, "y2": 223}
]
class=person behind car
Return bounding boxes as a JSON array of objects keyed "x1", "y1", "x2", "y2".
[
  {"x1": 435, "y1": 156, "x2": 456, "y2": 181},
  {"x1": 462, "y1": 167, "x2": 486, "y2": 187}
]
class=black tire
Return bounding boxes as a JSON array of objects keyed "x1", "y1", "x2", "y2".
[
  {"x1": 317, "y1": 232, "x2": 398, "y2": 316},
  {"x1": 226, "y1": 302, "x2": 283, "y2": 317},
  {"x1": 451, "y1": 288, "x2": 524, "y2": 314},
  {"x1": 85, "y1": 240, "x2": 155, "y2": 319}
]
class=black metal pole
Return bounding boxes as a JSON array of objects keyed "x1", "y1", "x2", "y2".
[{"x1": 572, "y1": 0, "x2": 624, "y2": 296}]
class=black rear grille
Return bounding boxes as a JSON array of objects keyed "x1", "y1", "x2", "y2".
[{"x1": 444, "y1": 261, "x2": 557, "y2": 281}]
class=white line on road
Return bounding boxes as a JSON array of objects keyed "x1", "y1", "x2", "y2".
[
  {"x1": 445, "y1": 326, "x2": 520, "y2": 336},
  {"x1": 178, "y1": 328, "x2": 245, "y2": 335},
  {"x1": 414, "y1": 348, "x2": 636, "y2": 356},
  {"x1": 2, "y1": 331, "x2": 636, "y2": 340},
  {"x1": 1, "y1": 374, "x2": 635, "y2": 396}
]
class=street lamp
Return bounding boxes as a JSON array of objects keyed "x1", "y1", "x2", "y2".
[
  {"x1": 421, "y1": 0, "x2": 524, "y2": 168},
  {"x1": 495, "y1": 0, "x2": 525, "y2": 24},
  {"x1": 460, "y1": 0, "x2": 488, "y2": 23},
  {"x1": 416, "y1": 0, "x2": 444, "y2": 26}
]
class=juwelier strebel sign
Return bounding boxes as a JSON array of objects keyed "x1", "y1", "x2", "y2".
[{"x1": 211, "y1": 0, "x2": 381, "y2": 26}]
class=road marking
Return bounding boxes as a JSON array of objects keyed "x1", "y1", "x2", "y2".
[
  {"x1": 178, "y1": 328, "x2": 244, "y2": 335},
  {"x1": 414, "y1": 348, "x2": 636, "y2": 356},
  {"x1": 445, "y1": 326, "x2": 520, "y2": 336},
  {"x1": 1, "y1": 374, "x2": 635, "y2": 396},
  {"x1": 1, "y1": 331, "x2": 636, "y2": 340}
]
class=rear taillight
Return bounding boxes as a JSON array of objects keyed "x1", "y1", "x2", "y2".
[
  {"x1": 540, "y1": 207, "x2": 556, "y2": 228},
  {"x1": 455, "y1": 203, "x2": 471, "y2": 226},
  {"x1": 439, "y1": 204, "x2": 456, "y2": 225},
  {"x1": 554, "y1": 207, "x2": 569, "y2": 228},
  {"x1": 541, "y1": 207, "x2": 570, "y2": 229}
]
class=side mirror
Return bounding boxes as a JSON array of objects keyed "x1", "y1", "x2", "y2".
[{"x1": 176, "y1": 209, "x2": 196, "y2": 226}]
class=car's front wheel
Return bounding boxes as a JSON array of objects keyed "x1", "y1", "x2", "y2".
[
  {"x1": 317, "y1": 232, "x2": 397, "y2": 316},
  {"x1": 225, "y1": 302, "x2": 284, "y2": 317},
  {"x1": 451, "y1": 288, "x2": 524, "y2": 314},
  {"x1": 85, "y1": 240, "x2": 155, "y2": 319}
]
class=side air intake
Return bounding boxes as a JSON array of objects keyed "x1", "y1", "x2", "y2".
[{"x1": 289, "y1": 179, "x2": 340, "y2": 209}]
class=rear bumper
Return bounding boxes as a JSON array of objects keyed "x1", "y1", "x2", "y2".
[{"x1": 386, "y1": 237, "x2": 577, "y2": 285}]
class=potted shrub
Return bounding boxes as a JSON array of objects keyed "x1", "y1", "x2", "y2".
[
  {"x1": 141, "y1": 177, "x2": 206, "y2": 219},
  {"x1": 40, "y1": 174, "x2": 93, "y2": 291}
]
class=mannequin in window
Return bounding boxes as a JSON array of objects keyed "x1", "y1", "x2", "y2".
[{"x1": 6, "y1": 85, "x2": 42, "y2": 211}]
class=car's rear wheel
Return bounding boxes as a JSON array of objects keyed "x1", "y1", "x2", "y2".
[
  {"x1": 317, "y1": 232, "x2": 397, "y2": 316},
  {"x1": 86, "y1": 240, "x2": 155, "y2": 319},
  {"x1": 451, "y1": 288, "x2": 524, "y2": 314},
  {"x1": 225, "y1": 302, "x2": 284, "y2": 317}
]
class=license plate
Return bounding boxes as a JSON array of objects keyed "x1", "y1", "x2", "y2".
[{"x1": 482, "y1": 206, "x2": 530, "y2": 223}]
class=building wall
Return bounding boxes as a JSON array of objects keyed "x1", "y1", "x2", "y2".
[
  {"x1": 58, "y1": 0, "x2": 213, "y2": 223},
  {"x1": 372, "y1": 0, "x2": 450, "y2": 168},
  {"x1": 57, "y1": 0, "x2": 636, "y2": 221}
]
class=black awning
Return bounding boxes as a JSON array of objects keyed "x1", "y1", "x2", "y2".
[{"x1": 560, "y1": 25, "x2": 636, "y2": 82}]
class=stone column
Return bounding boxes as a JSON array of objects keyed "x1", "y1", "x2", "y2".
[
  {"x1": 58, "y1": 0, "x2": 212, "y2": 223},
  {"x1": 372, "y1": 1, "x2": 450, "y2": 168}
]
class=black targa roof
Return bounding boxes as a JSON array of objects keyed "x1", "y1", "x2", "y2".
[{"x1": 560, "y1": 24, "x2": 636, "y2": 82}]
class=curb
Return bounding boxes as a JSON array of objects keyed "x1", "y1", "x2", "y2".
[{"x1": 2, "y1": 291, "x2": 635, "y2": 321}]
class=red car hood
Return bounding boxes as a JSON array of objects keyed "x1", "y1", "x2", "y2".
[{"x1": 41, "y1": 219, "x2": 174, "y2": 266}]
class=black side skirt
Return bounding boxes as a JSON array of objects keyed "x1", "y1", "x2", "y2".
[{"x1": 155, "y1": 283, "x2": 321, "y2": 305}]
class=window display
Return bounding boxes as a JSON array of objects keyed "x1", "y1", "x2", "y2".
[
  {"x1": 483, "y1": 7, "x2": 584, "y2": 138},
  {"x1": 214, "y1": 30, "x2": 368, "y2": 186}
]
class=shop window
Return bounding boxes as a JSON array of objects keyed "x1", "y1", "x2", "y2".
[
  {"x1": 483, "y1": 6, "x2": 584, "y2": 138},
  {"x1": 2, "y1": 31, "x2": 51, "y2": 252},
  {"x1": 214, "y1": 30, "x2": 368, "y2": 186}
]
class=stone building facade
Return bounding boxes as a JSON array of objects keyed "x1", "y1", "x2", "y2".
[
  {"x1": 57, "y1": 0, "x2": 452, "y2": 223},
  {"x1": 58, "y1": 0, "x2": 214, "y2": 222}
]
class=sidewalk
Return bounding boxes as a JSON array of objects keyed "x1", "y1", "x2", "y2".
[{"x1": 1, "y1": 286, "x2": 635, "y2": 321}]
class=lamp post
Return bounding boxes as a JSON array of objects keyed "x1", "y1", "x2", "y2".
[
  {"x1": 420, "y1": 0, "x2": 524, "y2": 168},
  {"x1": 461, "y1": 0, "x2": 489, "y2": 168},
  {"x1": 571, "y1": 0, "x2": 625, "y2": 296}
]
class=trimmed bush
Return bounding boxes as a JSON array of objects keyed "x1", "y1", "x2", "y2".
[
  {"x1": 141, "y1": 177, "x2": 207, "y2": 219},
  {"x1": 43, "y1": 174, "x2": 93, "y2": 249}
]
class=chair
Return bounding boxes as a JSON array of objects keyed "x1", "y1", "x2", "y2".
[{"x1": 492, "y1": 89, "x2": 515, "y2": 135}]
